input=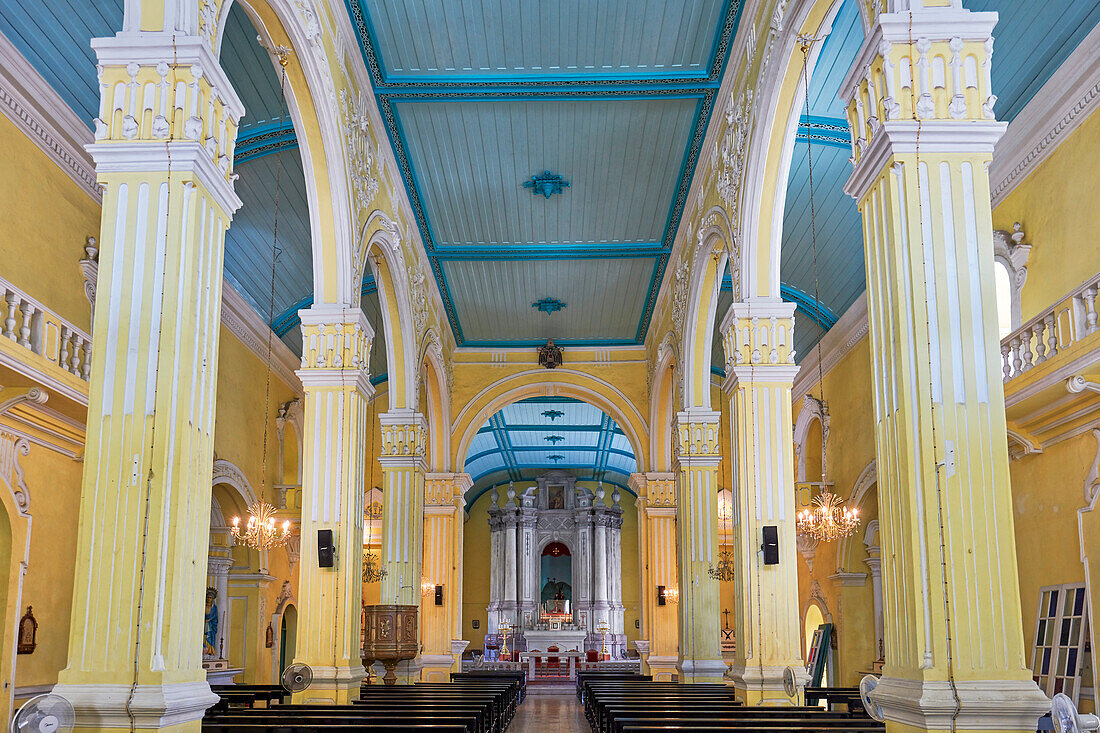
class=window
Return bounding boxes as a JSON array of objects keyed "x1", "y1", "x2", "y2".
[{"x1": 1032, "y1": 583, "x2": 1090, "y2": 704}]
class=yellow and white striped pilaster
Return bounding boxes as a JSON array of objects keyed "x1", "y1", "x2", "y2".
[
  {"x1": 842, "y1": 4, "x2": 1049, "y2": 730},
  {"x1": 52, "y1": 30, "x2": 243, "y2": 733},
  {"x1": 420, "y1": 473, "x2": 472, "y2": 681},
  {"x1": 719, "y1": 301, "x2": 806, "y2": 705},
  {"x1": 378, "y1": 411, "x2": 428, "y2": 603},
  {"x1": 629, "y1": 472, "x2": 680, "y2": 681},
  {"x1": 291, "y1": 306, "x2": 374, "y2": 704},
  {"x1": 672, "y1": 411, "x2": 726, "y2": 683}
]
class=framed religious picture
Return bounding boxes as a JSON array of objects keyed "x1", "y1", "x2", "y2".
[
  {"x1": 550, "y1": 620, "x2": 561, "y2": 631},
  {"x1": 579, "y1": 611, "x2": 587, "y2": 628},
  {"x1": 17, "y1": 606, "x2": 37, "y2": 654},
  {"x1": 635, "y1": 619, "x2": 640, "y2": 630},
  {"x1": 472, "y1": 619, "x2": 480, "y2": 630},
  {"x1": 548, "y1": 485, "x2": 565, "y2": 509}
]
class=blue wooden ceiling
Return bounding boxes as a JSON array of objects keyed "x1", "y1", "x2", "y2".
[
  {"x1": 465, "y1": 397, "x2": 637, "y2": 505},
  {"x1": 345, "y1": 0, "x2": 744, "y2": 346},
  {"x1": 4, "y1": 0, "x2": 1100, "y2": 361}
]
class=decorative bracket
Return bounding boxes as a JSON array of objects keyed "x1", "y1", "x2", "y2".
[
  {"x1": 532, "y1": 297, "x2": 567, "y2": 315},
  {"x1": 523, "y1": 170, "x2": 570, "y2": 199}
]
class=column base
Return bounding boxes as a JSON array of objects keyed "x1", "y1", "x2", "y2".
[
  {"x1": 290, "y1": 664, "x2": 366, "y2": 704},
  {"x1": 51, "y1": 680, "x2": 218, "y2": 731},
  {"x1": 869, "y1": 674, "x2": 1051, "y2": 732},
  {"x1": 419, "y1": 654, "x2": 455, "y2": 682},
  {"x1": 728, "y1": 663, "x2": 807, "y2": 705},
  {"x1": 647, "y1": 655, "x2": 680, "y2": 682},
  {"x1": 677, "y1": 658, "x2": 729, "y2": 684}
]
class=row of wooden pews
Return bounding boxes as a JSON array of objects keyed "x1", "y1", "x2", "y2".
[
  {"x1": 201, "y1": 675, "x2": 520, "y2": 732},
  {"x1": 582, "y1": 677, "x2": 888, "y2": 733}
]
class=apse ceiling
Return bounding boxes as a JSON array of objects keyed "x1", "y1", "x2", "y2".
[
  {"x1": 464, "y1": 397, "x2": 637, "y2": 506},
  {"x1": 345, "y1": 0, "x2": 744, "y2": 346},
  {"x1": 4, "y1": 0, "x2": 1100, "y2": 369}
]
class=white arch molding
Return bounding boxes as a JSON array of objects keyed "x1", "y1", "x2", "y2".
[
  {"x1": 211, "y1": 458, "x2": 271, "y2": 572},
  {"x1": 793, "y1": 394, "x2": 830, "y2": 483}
]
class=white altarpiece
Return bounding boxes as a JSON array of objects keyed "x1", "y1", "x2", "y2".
[{"x1": 486, "y1": 471, "x2": 626, "y2": 656}]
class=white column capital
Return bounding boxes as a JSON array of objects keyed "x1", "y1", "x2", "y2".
[
  {"x1": 719, "y1": 299, "x2": 797, "y2": 373},
  {"x1": 378, "y1": 410, "x2": 428, "y2": 468}
]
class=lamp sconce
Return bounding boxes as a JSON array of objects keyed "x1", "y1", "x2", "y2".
[
  {"x1": 421, "y1": 579, "x2": 434, "y2": 597},
  {"x1": 657, "y1": 585, "x2": 679, "y2": 606}
]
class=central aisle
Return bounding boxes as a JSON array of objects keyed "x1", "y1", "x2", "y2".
[{"x1": 508, "y1": 692, "x2": 587, "y2": 731}]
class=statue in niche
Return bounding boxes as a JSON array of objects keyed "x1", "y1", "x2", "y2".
[{"x1": 203, "y1": 587, "x2": 219, "y2": 657}]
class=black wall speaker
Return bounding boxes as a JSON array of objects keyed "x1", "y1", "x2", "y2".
[
  {"x1": 317, "y1": 529, "x2": 335, "y2": 567},
  {"x1": 434, "y1": 584, "x2": 444, "y2": 606},
  {"x1": 761, "y1": 525, "x2": 779, "y2": 565},
  {"x1": 657, "y1": 585, "x2": 667, "y2": 606}
]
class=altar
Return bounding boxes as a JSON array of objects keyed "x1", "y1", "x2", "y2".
[
  {"x1": 523, "y1": 629, "x2": 587, "y2": 653},
  {"x1": 486, "y1": 470, "x2": 627, "y2": 657}
]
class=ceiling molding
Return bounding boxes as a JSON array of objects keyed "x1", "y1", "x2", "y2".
[
  {"x1": 0, "y1": 30, "x2": 99, "y2": 202},
  {"x1": 791, "y1": 291, "x2": 869, "y2": 404},
  {"x1": 221, "y1": 280, "x2": 303, "y2": 394},
  {"x1": 990, "y1": 20, "x2": 1100, "y2": 208}
]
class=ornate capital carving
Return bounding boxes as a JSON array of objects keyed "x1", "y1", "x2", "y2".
[
  {"x1": 425, "y1": 472, "x2": 472, "y2": 507},
  {"x1": 378, "y1": 410, "x2": 428, "y2": 463},
  {"x1": 673, "y1": 410, "x2": 721, "y2": 463},
  {"x1": 719, "y1": 300, "x2": 797, "y2": 369},
  {"x1": 297, "y1": 306, "x2": 374, "y2": 390}
]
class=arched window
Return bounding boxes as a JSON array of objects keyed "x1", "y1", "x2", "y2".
[{"x1": 991, "y1": 223, "x2": 1032, "y2": 337}]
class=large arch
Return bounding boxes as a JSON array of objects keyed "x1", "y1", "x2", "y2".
[
  {"x1": 451, "y1": 369, "x2": 650, "y2": 481},
  {"x1": 420, "y1": 331, "x2": 450, "y2": 471},
  {"x1": 216, "y1": 0, "x2": 360, "y2": 309},
  {"x1": 358, "y1": 212, "x2": 419, "y2": 411},
  {"x1": 738, "y1": 0, "x2": 852, "y2": 302}
]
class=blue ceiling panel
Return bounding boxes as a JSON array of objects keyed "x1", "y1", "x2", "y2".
[
  {"x1": 0, "y1": 0, "x2": 123, "y2": 127},
  {"x1": 973, "y1": 0, "x2": 1100, "y2": 122},
  {"x1": 442, "y1": 257, "x2": 655, "y2": 343},
  {"x1": 357, "y1": 0, "x2": 728, "y2": 81},
  {"x1": 464, "y1": 397, "x2": 637, "y2": 504},
  {"x1": 394, "y1": 97, "x2": 699, "y2": 248},
  {"x1": 808, "y1": 0, "x2": 863, "y2": 116}
]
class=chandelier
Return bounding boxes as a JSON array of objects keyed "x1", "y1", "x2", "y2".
[
  {"x1": 796, "y1": 491, "x2": 860, "y2": 542},
  {"x1": 708, "y1": 549, "x2": 736, "y2": 582},
  {"x1": 665, "y1": 587, "x2": 679, "y2": 604},
  {"x1": 363, "y1": 550, "x2": 386, "y2": 582},
  {"x1": 421, "y1": 578, "x2": 435, "y2": 597},
  {"x1": 231, "y1": 502, "x2": 291, "y2": 550}
]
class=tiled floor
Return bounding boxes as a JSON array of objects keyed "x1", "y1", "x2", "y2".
[{"x1": 508, "y1": 693, "x2": 588, "y2": 731}]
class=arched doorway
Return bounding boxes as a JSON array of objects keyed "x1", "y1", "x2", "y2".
[{"x1": 279, "y1": 604, "x2": 297, "y2": 676}]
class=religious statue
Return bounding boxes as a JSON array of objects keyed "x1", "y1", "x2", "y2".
[
  {"x1": 203, "y1": 587, "x2": 219, "y2": 657},
  {"x1": 541, "y1": 577, "x2": 571, "y2": 604}
]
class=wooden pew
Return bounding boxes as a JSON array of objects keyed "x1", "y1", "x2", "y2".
[{"x1": 805, "y1": 686, "x2": 865, "y2": 710}]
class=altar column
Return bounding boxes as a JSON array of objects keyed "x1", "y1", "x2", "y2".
[
  {"x1": 841, "y1": 3, "x2": 1048, "y2": 728},
  {"x1": 719, "y1": 300, "x2": 806, "y2": 704},
  {"x1": 292, "y1": 307, "x2": 373, "y2": 703},
  {"x1": 672, "y1": 410, "x2": 725, "y2": 683},
  {"x1": 52, "y1": 24, "x2": 243, "y2": 731},
  {"x1": 420, "y1": 472, "x2": 471, "y2": 680},
  {"x1": 593, "y1": 507, "x2": 610, "y2": 638}
]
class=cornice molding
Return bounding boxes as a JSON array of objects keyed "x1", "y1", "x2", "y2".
[
  {"x1": 792, "y1": 292, "x2": 870, "y2": 404},
  {"x1": 0, "y1": 30, "x2": 99, "y2": 202},
  {"x1": 221, "y1": 280, "x2": 302, "y2": 394},
  {"x1": 990, "y1": 21, "x2": 1100, "y2": 208}
]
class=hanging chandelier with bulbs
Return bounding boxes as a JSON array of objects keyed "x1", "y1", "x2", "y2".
[
  {"x1": 231, "y1": 501, "x2": 292, "y2": 551},
  {"x1": 796, "y1": 491, "x2": 860, "y2": 542},
  {"x1": 707, "y1": 549, "x2": 736, "y2": 583},
  {"x1": 363, "y1": 550, "x2": 386, "y2": 582}
]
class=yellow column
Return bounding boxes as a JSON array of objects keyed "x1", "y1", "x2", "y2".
[
  {"x1": 719, "y1": 301, "x2": 806, "y2": 705},
  {"x1": 52, "y1": 31, "x2": 242, "y2": 732},
  {"x1": 291, "y1": 306, "x2": 373, "y2": 703},
  {"x1": 672, "y1": 411, "x2": 726, "y2": 683},
  {"x1": 842, "y1": 4, "x2": 1049, "y2": 730},
  {"x1": 629, "y1": 472, "x2": 680, "y2": 681},
  {"x1": 378, "y1": 410, "x2": 428, "y2": 682},
  {"x1": 420, "y1": 472, "x2": 471, "y2": 681}
]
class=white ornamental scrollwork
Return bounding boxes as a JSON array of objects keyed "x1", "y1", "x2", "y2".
[
  {"x1": 341, "y1": 88, "x2": 380, "y2": 217},
  {"x1": 714, "y1": 86, "x2": 753, "y2": 216}
]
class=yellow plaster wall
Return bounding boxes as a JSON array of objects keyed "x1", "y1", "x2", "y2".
[
  {"x1": 791, "y1": 338, "x2": 880, "y2": 686},
  {"x1": 13, "y1": 446, "x2": 82, "y2": 688},
  {"x1": 0, "y1": 114, "x2": 97, "y2": 332},
  {"x1": 993, "y1": 107, "x2": 1100, "y2": 321}
]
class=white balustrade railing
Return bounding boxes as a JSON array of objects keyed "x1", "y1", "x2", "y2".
[
  {"x1": 1001, "y1": 273, "x2": 1100, "y2": 381},
  {"x1": 0, "y1": 277, "x2": 91, "y2": 381}
]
